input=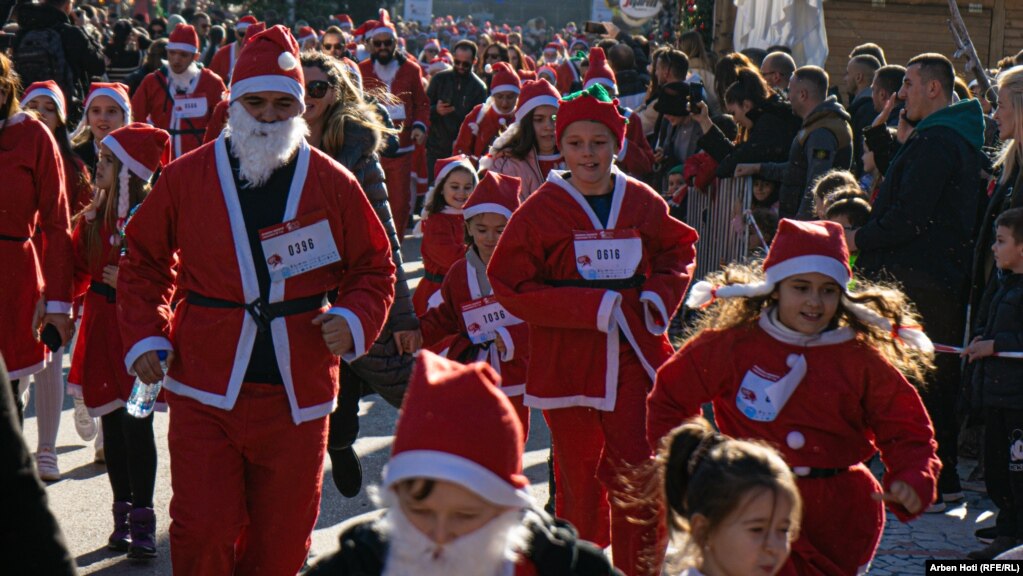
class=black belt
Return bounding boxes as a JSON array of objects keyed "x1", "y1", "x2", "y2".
[
  {"x1": 794, "y1": 466, "x2": 851, "y2": 479},
  {"x1": 547, "y1": 274, "x2": 646, "y2": 290},
  {"x1": 185, "y1": 291, "x2": 335, "y2": 333},
  {"x1": 423, "y1": 270, "x2": 446, "y2": 284},
  {"x1": 167, "y1": 127, "x2": 206, "y2": 136},
  {"x1": 0, "y1": 234, "x2": 29, "y2": 242},
  {"x1": 89, "y1": 280, "x2": 116, "y2": 303}
]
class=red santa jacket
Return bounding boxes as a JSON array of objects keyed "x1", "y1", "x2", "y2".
[
  {"x1": 556, "y1": 60, "x2": 582, "y2": 95},
  {"x1": 0, "y1": 113, "x2": 72, "y2": 379},
  {"x1": 131, "y1": 66, "x2": 227, "y2": 158},
  {"x1": 489, "y1": 169, "x2": 697, "y2": 410},
  {"x1": 647, "y1": 314, "x2": 941, "y2": 522},
  {"x1": 359, "y1": 56, "x2": 430, "y2": 154},
  {"x1": 118, "y1": 135, "x2": 396, "y2": 424},
  {"x1": 454, "y1": 102, "x2": 515, "y2": 163},
  {"x1": 411, "y1": 210, "x2": 464, "y2": 317},
  {"x1": 421, "y1": 250, "x2": 529, "y2": 396},
  {"x1": 617, "y1": 108, "x2": 655, "y2": 178},
  {"x1": 208, "y1": 42, "x2": 241, "y2": 84},
  {"x1": 203, "y1": 98, "x2": 230, "y2": 144}
]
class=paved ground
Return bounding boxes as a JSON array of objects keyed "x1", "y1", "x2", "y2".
[{"x1": 18, "y1": 234, "x2": 997, "y2": 574}]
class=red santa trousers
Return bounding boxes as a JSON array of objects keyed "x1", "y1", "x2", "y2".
[
  {"x1": 543, "y1": 348, "x2": 665, "y2": 576},
  {"x1": 166, "y1": 384, "x2": 328, "y2": 576},
  {"x1": 381, "y1": 154, "x2": 414, "y2": 239}
]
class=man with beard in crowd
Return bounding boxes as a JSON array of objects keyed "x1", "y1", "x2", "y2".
[
  {"x1": 359, "y1": 10, "x2": 430, "y2": 237},
  {"x1": 426, "y1": 40, "x2": 487, "y2": 177},
  {"x1": 117, "y1": 26, "x2": 396, "y2": 575}
]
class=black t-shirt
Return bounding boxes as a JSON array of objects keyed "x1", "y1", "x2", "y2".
[{"x1": 227, "y1": 140, "x2": 297, "y2": 385}]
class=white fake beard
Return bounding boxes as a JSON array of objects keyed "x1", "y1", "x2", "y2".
[
  {"x1": 225, "y1": 100, "x2": 309, "y2": 188},
  {"x1": 378, "y1": 491, "x2": 525, "y2": 576},
  {"x1": 167, "y1": 61, "x2": 199, "y2": 92}
]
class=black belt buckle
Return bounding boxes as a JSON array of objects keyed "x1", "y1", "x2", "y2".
[{"x1": 245, "y1": 298, "x2": 274, "y2": 333}]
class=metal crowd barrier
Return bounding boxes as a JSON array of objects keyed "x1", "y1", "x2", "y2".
[{"x1": 684, "y1": 176, "x2": 753, "y2": 282}]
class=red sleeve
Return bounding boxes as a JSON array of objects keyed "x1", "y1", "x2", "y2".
[
  {"x1": 420, "y1": 273, "x2": 462, "y2": 347},
  {"x1": 209, "y1": 48, "x2": 229, "y2": 83},
  {"x1": 131, "y1": 75, "x2": 153, "y2": 123},
  {"x1": 410, "y1": 64, "x2": 431, "y2": 130},
  {"x1": 421, "y1": 217, "x2": 466, "y2": 271},
  {"x1": 620, "y1": 117, "x2": 655, "y2": 177},
  {"x1": 204, "y1": 100, "x2": 229, "y2": 143},
  {"x1": 646, "y1": 332, "x2": 728, "y2": 447},
  {"x1": 453, "y1": 107, "x2": 479, "y2": 157},
  {"x1": 34, "y1": 122, "x2": 72, "y2": 305},
  {"x1": 637, "y1": 191, "x2": 698, "y2": 333},
  {"x1": 70, "y1": 221, "x2": 91, "y2": 299},
  {"x1": 863, "y1": 352, "x2": 942, "y2": 522}
]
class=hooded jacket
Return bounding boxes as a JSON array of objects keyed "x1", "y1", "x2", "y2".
[
  {"x1": 697, "y1": 93, "x2": 802, "y2": 178},
  {"x1": 857, "y1": 98, "x2": 987, "y2": 294}
]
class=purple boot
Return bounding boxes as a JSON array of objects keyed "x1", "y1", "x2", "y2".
[
  {"x1": 107, "y1": 501, "x2": 131, "y2": 551},
  {"x1": 127, "y1": 507, "x2": 157, "y2": 559}
]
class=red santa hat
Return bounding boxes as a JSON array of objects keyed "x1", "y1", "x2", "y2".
[
  {"x1": 583, "y1": 47, "x2": 616, "y2": 92},
  {"x1": 427, "y1": 57, "x2": 451, "y2": 76},
  {"x1": 424, "y1": 38, "x2": 440, "y2": 52},
  {"x1": 243, "y1": 21, "x2": 266, "y2": 44},
  {"x1": 569, "y1": 35, "x2": 589, "y2": 51},
  {"x1": 365, "y1": 9, "x2": 396, "y2": 39},
  {"x1": 383, "y1": 351, "x2": 532, "y2": 508},
  {"x1": 493, "y1": 32, "x2": 509, "y2": 45},
  {"x1": 20, "y1": 80, "x2": 66, "y2": 123},
  {"x1": 462, "y1": 172, "x2": 521, "y2": 221},
  {"x1": 297, "y1": 26, "x2": 318, "y2": 46},
  {"x1": 513, "y1": 78, "x2": 560, "y2": 123},
  {"x1": 235, "y1": 15, "x2": 257, "y2": 32},
  {"x1": 686, "y1": 219, "x2": 933, "y2": 351},
  {"x1": 555, "y1": 84, "x2": 626, "y2": 149},
  {"x1": 335, "y1": 14, "x2": 353, "y2": 30},
  {"x1": 489, "y1": 62, "x2": 520, "y2": 95},
  {"x1": 167, "y1": 23, "x2": 199, "y2": 54},
  {"x1": 230, "y1": 25, "x2": 304, "y2": 105},
  {"x1": 83, "y1": 82, "x2": 131, "y2": 119},
  {"x1": 537, "y1": 65, "x2": 558, "y2": 85},
  {"x1": 101, "y1": 123, "x2": 170, "y2": 222},
  {"x1": 543, "y1": 42, "x2": 560, "y2": 54}
]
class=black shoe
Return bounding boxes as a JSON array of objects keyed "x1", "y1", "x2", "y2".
[
  {"x1": 968, "y1": 536, "x2": 1021, "y2": 560},
  {"x1": 328, "y1": 446, "x2": 363, "y2": 498},
  {"x1": 976, "y1": 526, "x2": 998, "y2": 544}
]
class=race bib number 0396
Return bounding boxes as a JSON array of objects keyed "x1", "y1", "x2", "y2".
[
  {"x1": 259, "y1": 211, "x2": 341, "y2": 282},
  {"x1": 573, "y1": 229, "x2": 643, "y2": 280}
]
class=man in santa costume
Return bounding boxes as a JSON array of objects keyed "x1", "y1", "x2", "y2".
[
  {"x1": 582, "y1": 47, "x2": 655, "y2": 180},
  {"x1": 209, "y1": 15, "x2": 258, "y2": 84},
  {"x1": 131, "y1": 23, "x2": 227, "y2": 159},
  {"x1": 488, "y1": 85, "x2": 697, "y2": 576},
  {"x1": 454, "y1": 62, "x2": 519, "y2": 164},
  {"x1": 307, "y1": 350, "x2": 620, "y2": 576},
  {"x1": 117, "y1": 25, "x2": 395, "y2": 575},
  {"x1": 358, "y1": 9, "x2": 430, "y2": 237}
]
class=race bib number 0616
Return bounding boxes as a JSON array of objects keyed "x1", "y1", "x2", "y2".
[{"x1": 573, "y1": 229, "x2": 642, "y2": 280}]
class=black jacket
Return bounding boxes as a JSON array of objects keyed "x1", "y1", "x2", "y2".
[
  {"x1": 306, "y1": 510, "x2": 622, "y2": 576},
  {"x1": 425, "y1": 68, "x2": 488, "y2": 157},
  {"x1": 333, "y1": 117, "x2": 417, "y2": 407},
  {"x1": 14, "y1": 3, "x2": 105, "y2": 117},
  {"x1": 971, "y1": 273, "x2": 1023, "y2": 409},
  {"x1": 615, "y1": 69, "x2": 648, "y2": 101},
  {"x1": 697, "y1": 94, "x2": 801, "y2": 178},
  {"x1": 847, "y1": 91, "x2": 876, "y2": 176},
  {"x1": 856, "y1": 99, "x2": 988, "y2": 295}
]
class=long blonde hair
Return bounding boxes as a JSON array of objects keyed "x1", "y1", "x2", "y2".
[
  {"x1": 0, "y1": 53, "x2": 21, "y2": 121},
  {"x1": 995, "y1": 66, "x2": 1023, "y2": 184},
  {"x1": 300, "y1": 51, "x2": 397, "y2": 158}
]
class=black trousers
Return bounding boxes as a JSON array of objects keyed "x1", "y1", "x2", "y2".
[
  {"x1": 101, "y1": 408, "x2": 158, "y2": 508},
  {"x1": 985, "y1": 407, "x2": 1023, "y2": 539},
  {"x1": 9, "y1": 378, "x2": 21, "y2": 428},
  {"x1": 327, "y1": 363, "x2": 361, "y2": 451}
]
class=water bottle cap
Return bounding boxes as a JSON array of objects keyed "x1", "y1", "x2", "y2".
[{"x1": 157, "y1": 350, "x2": 168, "y2": 361}]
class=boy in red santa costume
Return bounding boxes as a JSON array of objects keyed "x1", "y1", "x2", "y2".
[
  {"x1": 131, "y1": 23, "x2": 227, "y2": 159},
  {"x1": 117, "y1": 25, "x2": 395, "y2": 575},
  {"x1": 454, "y1": 62, "x2": 520, "y2": 164},
  {"x1": 648, "y1": 219, "x2": 941, "y2": 575},
  {"x1": 488, "y1": 84, "x2": 698, "y2": 576},
  {"x1": 209, "y1": 15, "x2": 258, "y2": 84},
  {"x1": 420, "y1": 172, "x2": 530, "y2": 435},
  {"x1": 307, "y1": 350, "x2": 620, "y2": 576}
]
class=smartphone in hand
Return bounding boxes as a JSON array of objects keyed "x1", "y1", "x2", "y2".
[{"x1": 40, "y1": 323, "x2": 62, "y2": 352}]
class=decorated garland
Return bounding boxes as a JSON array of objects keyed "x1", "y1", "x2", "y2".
[{"x1": 680, "y1": 0, "x2": 714, "y2": 47}]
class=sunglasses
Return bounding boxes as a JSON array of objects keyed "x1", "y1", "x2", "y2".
[
  {"x1": 372, "y1": 38, "x2": 394, "y2": 48},
  {"x1": 306, "y1": 80, "x2": 331, "y2": 99},
  {"x1": 453, "y1": 59, "x2": 472, "y2": 69}
]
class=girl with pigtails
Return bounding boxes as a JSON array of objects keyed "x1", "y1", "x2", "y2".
[{"x1": 647, "y1": 219, "x2": 941, "y2": 576}]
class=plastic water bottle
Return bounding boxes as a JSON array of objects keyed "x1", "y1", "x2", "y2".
[{"x1": 127, "y1": 351, "x2": 167, "y2": 418}]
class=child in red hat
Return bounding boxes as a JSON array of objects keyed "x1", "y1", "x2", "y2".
[
  {"x1": 489, "y1": 84, "x2": 698, "y2": 576},
  {"x1": 648, "y1": 218, "x2": 940, "y2": 575}
]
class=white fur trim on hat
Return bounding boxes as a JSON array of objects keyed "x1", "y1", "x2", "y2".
[
  {"x1": 383, "y1": 450, "x2": 533, "y2": 508},
  {"x1": 463, "y1": 203, "x2": 512, "y2": 221},
  {"x1": 20, "y1": 87, "x2": 65, "y2": 122},
  {"x1": 368, "y1": 27, "x2": 396, "y2": 39},
  {"x1": 166, "y1": 42, "x2": 199, "y2": 54},
  {"x1": 85, "y1": 87, "x2": 130, "y2": 118},
  {"x1": 230, "y1": 74, "x2": 305, "y2": 104},
  {"x1": 102, "y1": 134, "x2": 155, "y2": 181},
  {"x1": 423, "y1": 159, "x2": 478, "y2": 212},
  {"x1": 764, "y1": 255, "x2": 850, "y2": 288},
  {"x1": 515, "y1": 95, "x2": 559, "y2": 123},
  {"x1": 584, "y1": 77, "x2": 616, "y2": 90},
  {"x1": 491, "y1": 84, "x2": 521, "y2": 95}
]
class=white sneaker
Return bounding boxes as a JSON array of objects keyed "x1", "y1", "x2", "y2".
[
  {"x1": 73, "y1": 396, "x2": 98, "y2": 441},
  {"x1": 926, "y1": 500, "x2": 947, "y2": 514},
  {"x1": 36, "y1": 449, "x2": 60, "y2": 482},
  {"x1": 94, "y1": 431, "x2": 105, "y2": 464}
]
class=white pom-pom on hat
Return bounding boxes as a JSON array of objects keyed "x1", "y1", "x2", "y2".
[{"x1": 278, "y1": 51, "x2": 298, "y2": 71}]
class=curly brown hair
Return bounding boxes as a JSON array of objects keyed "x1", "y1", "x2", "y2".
[{"x1": 686, "y1": 261, "x2": 936, "y2": 383}]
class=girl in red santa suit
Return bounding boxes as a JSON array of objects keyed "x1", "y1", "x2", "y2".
[
  {"x1": 19, "y1": 81, "x2": 95, "y2": 481},
  {"x1": 413, "y1": 155, "x2": 478, "y2": 317},
  {"x1": 647, "y1": 219, "x2": 941, "y2": 576},
  {"x1": 70, "y1": 82, "x2": 131, "y2": 175},
  {"x1": 307, "y1": 350, "x2": 620, "y2": 576},
  {"x1": 70, "y1": 123, "x2": 170, "y2": 559},
  {"x1": 488, "y1": 84, "x2": 698, "y2": 576},
  {"x1": 420, "y1": 171, "x2": 530, "y2": 436},
  {"x1": 482, "y1": 79, "x2": 563, "y2": 201},
  {"x1": 455, "y1": 62, "x2": 520, "y2": 164},
  {"x1": 0, "y1": 54, "x2": 73, "y2": 431}
]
